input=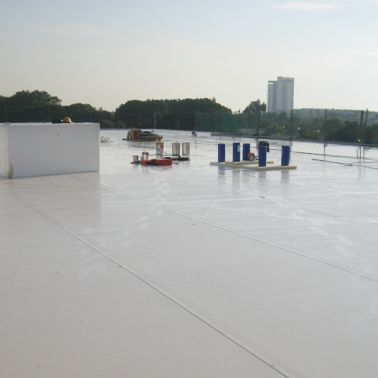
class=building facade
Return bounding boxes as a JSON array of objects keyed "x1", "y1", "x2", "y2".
[{"x1": 267, "y1": 76, "x2": 294, "y2": 114}]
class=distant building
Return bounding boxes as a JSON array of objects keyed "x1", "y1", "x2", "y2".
[
  {"x1": 294, "y1": 108, "x2": 326, "y2": 119},
  {"x1": 267, "y1": 81, "x2": 277, "y2": 113},
  {"x1": 294, "y1": 108, "x2": 377, "y2": 126},
  {"x1": 267, "y1": 76, "x2": 294, "y2": 114}
]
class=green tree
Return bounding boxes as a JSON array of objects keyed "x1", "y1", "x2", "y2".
[
  {"x1": 8, "y1": 90, "x2": 61, "y2": 108},
  {"x1": 365, "y1": 124, "x2": 378, "y2": 144},
  {"x1": 116, "y1": 98, "x2": 231, "y2": 130},
  {"x1": 243, "y1": 99, "x2": 267, "y2": 114}
]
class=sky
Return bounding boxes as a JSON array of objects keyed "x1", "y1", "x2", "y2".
[{"x1": 1, "y1": 0, "x2": 378, "y2": 111}]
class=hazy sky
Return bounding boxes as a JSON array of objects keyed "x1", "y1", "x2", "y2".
[{"x1": 1, "y1": 0, "x2": 377, "y2": 111}]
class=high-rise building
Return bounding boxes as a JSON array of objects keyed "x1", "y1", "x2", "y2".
[
  {"x1": 267, "y1": 76, "x2": 294, "y2": 114},
  {"x1": 267, "y1": 81, "x2": 277, "y2": 113}
]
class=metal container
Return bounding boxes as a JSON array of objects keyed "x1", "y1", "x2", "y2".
[
  {"x1": 156, "y1": 141, "x2": 164, "y2": 156},
  {"x1": 281, "y1": 145, "x2": 291, "y2": 166},
  {"x1": 132, "y1": 155, "x2": 139, "y2": 163},
  {"x1": 218, "y1": 143, "x2": 225, "y2": 162},
  {"x1": 232, "y1": 143, "x2": 240, "y2": 162},
  {"x1": 182, "y1": 142, "x2": 190, "y2": 157},
  {"x1": 258, "y1": 145, "x2": 267, "y2": 167},
  {"x1": 172, "y1": 142, "x2": 181, "y2": 157},
  {"x1": 242, "y1": 143, "x2": 250, "y2": 161}
]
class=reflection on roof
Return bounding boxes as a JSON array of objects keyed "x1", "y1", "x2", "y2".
[{"x1": 1, "y1": 130, "x2": 378, "y2": 377}]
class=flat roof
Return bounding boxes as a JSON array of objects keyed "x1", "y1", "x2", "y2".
[{"x1": 1, "y1": 130, "x2": 378, "y2": 377}]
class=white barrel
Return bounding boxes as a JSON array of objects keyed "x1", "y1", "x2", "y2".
[
  {"x1": 156, "y1": 141, "x2": 164, "y2": 156},
  {"x1": 141, "y1": 151, "x2": 149, "y2": 161},
  {"x1": 172, "y1": 142, "x2": 181, "y2": 157},
  {"x1": 182, "y1": 142, "x2": 190, "y2": 157}
]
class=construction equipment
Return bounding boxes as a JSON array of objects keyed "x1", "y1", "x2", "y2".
[{"x1": 123, "y1": 129, "x2": 163, "y2": 142}]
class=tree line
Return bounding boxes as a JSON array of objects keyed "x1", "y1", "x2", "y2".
[
  {"x1": 0, "y1": 90, "x2": 114, "y2": 128},
  {"x1": 1, "y1": 90, "x2": 378, "y2": 145},
  {"x1": 194, "y1": 100, "x2": 378, "y2": 145},
  {"x1": 0, "y1": 90, "x2": 230, "y2": 130},
  {"x1": 241, "y1": 101, "x2": 378, "y2": 145}
]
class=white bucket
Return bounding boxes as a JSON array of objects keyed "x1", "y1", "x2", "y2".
[
  {"x1": 172, "y1": 142, "x2": 180, "y2": 157},
  {"x1": 182, "y1": 142, "x2": 190, "y2": 157}
]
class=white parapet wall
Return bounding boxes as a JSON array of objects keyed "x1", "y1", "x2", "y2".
[{"x1": 0, "y1": 123, "x2": 100, "y2": 178}]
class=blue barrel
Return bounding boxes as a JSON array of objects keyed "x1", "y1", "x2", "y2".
[
  {"x1": 218, "y1": 143, "x2": 225, "y2": 162},
  {"x1": 232, "y1": 143, "x2": 240, "y2": 162},
  {"x1": 281, "y1": 145, "x2": 291, "y2": 166},
  {"x1": 242, "y1": 143, "x2": 250, "y2": 161},
  {"x1": 258, "y1": 144, "x2": 267, "y2": 167}
]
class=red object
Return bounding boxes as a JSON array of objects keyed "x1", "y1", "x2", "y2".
[
  {"x1": 141, "y1": 158, "x2": 172, "y2": 166},
  {"x1": 248, "y1": 152, "x2": 255, "y2": 160}
]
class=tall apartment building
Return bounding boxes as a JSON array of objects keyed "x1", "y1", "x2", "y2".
[{"x1": 267, "y1": 76, "x2": 294, "y2": 114}]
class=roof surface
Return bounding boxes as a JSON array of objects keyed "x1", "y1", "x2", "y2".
[{"x1": 1, "y1": 130, "x2": 378, "y2": 377}]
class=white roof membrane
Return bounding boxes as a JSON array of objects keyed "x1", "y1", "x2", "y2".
[{"x1": 1, "y1": 130, "x2": 378, "y2": 377}]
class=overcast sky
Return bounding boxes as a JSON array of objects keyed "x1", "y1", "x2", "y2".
[{"x1": 1, "y1": 0, "x2": 377, "y2": 111}]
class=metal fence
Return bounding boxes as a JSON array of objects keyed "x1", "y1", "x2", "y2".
[{"x1": 194, "y1": 111, "x2": 378, "y2": 147}]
